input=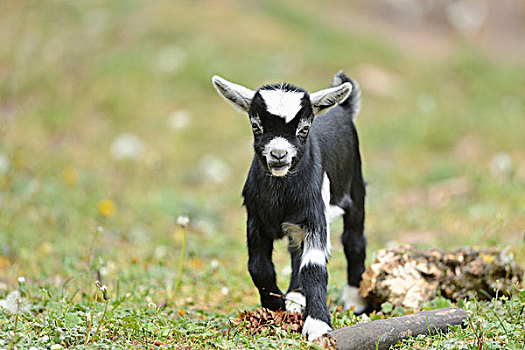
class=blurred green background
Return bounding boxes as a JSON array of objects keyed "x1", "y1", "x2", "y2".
[{"x1": 1, "y1": 0, "x2": 524, "y2": 314}]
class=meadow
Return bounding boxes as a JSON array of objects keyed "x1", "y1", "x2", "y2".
[{"x1": 0, "y1": 1, "x2": 524, "y2": 348}]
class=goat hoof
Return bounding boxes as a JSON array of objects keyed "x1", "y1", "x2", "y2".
[
  {"x1": 302, "y1": 316, "x2": 332, "y2": 341},
  {"x1": 285, "y1": 292, "x2": 305, "y2": 313},
  {"x1": 342, "y1": 285, "x2": 368, "y2": 315}
]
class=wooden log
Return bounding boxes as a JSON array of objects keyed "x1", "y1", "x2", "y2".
[{"x1": 314, "y1": 308, "x2": 467, "y2": 350}]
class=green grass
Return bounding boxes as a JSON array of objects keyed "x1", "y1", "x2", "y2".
[{"x1": 1, "y1": 0, "x2": 524, "y2": 348}]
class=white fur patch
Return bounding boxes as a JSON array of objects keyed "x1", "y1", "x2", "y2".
[
  {"x1": 302, "y1": 316, "x2": 332, "y2": 341},
  {"x1": 262, "y1": 137, "x2": 297, "y2": 177},
  {"x1": 270, "y1": 167, "x2": 288, "y2": 177},
  {"x1": 321, "y1": 173, "x2": 331, "y2": 213},
  {"x1": 263, "y1": 137, "x2": 297, "y2": 158},
  {"x1": 300, "y1": 248, "x2": 327, "y2": 270},
  {"x1": 342, "y1": 285, "x2": 367, "y2": 314},
  {"x1": 285, "y1": 292, "x2": 305, "y2": 313},
  {"x1": 321, "y1": 173, "x2": 345, "y2": 224},
  {"x1": 327, "y1": 205, "x2": 345, "y2": 222},
  {"x1": 321, "y1": 173, "x2": 332, "y2": 254},
  {"x1": 259, "y1": 89, "x2": 304, "y2": 123}
]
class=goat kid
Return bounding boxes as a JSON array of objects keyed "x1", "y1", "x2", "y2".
[{"x1": 212, "y1": 71, "x2": 367, "y2": 341}]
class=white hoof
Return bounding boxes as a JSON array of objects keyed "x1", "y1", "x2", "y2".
[
  {"x1": 342, "y1": 285, "x2": 367, "y2": 314},
  {"x1": 285, "y1": 292, "x2": 305, "y2": 313},
  {"x1": 302, "y1": 316, "x2": 332, "y2": 341}
]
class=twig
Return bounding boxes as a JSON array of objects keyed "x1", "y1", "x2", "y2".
[
  {"x1": 174, "y1": 225, "x2": 187, "y2": 295},
  {"x1": 13, "y1": 299, "x2": 20, "y2": 337},
  {"x1": 468, "y1": 317, "x2": 484, "y2": 350},
  {"x1": 92, "y1": 299, "x2": 109, "y2": 344},
  {"x1": 269, "y1": 291, "x2": 305, "y2": 307},
  {"x1": 84, "y1": 289, "x2": 98, "y2": 345}
]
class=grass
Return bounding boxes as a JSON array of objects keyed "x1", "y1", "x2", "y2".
[{"x1": 1, "y1": 0, "x2": 524, "y2": 348}]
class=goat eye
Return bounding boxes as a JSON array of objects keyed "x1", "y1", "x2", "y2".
[
  {"x1": 297, "y1": 125, "x2": 310, "y2": 137},
  {"x1": 252, "y1": 123, "x2": 262, "y2": 135}
]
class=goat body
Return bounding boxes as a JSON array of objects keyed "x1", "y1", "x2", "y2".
[{"x1": 212, "y1": 71, "x2": 367, "y2": 341}]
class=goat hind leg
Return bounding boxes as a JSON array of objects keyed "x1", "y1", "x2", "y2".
[{"x1": 341, "y1": 173, "x2": 368, "y2": 313}]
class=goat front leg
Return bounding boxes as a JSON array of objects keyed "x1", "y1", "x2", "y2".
[
  {"x1": 300, "y1": 227, "x2": 332, "y2": 341},
  {"x1": 247, "y1": 218, "x2": 285, "y2": 311}
]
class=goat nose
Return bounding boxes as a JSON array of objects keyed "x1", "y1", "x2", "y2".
[{"x1": 270, "y1": 149, "x2": 288, "y2": 160}]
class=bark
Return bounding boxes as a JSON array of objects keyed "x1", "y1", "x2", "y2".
[
  {"x1": 314, "y1": 308, "x2": 467, "y2": 350},
  {"x1": 359, "y1": 246, "x2": 523, "y2": 310}
]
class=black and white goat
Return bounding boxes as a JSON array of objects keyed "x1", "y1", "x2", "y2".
[{"x1": 212, "y1": 71, "x2": 367, "y2": 341}]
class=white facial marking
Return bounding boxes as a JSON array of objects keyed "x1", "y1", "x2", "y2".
[
  {"x1": 300, "y1": 248, "x2": 327, "y2": 270},
  {"x1": 259, "y1": 89, "x2": 304, "y2": 123},
  {"x1": 262, "y1": 137, "x2": 297, "y2": 177},
  {"x1": 285, "y1": 292, "x2": 305, "y2": 313},
  {"x1": 342, "y1": 285, "x2": 367, "y2": 314},
  {"x1": 302, "y1": 316, "x2": 332, "y2": 341}
]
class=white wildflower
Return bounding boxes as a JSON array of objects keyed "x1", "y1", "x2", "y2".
[
  {"x1": 128, "y1": 227, "x2": 149, "y2": 243},
  {"x1": 50, "y1": 344, "x2": 63, "y2": 349},
  {"x1": 177, "y1": 216, "x2": 190, "y2": 228},
  {"x1": 210, "y1": 259, "x2": 220, "y2": 270},
  {"x1": 168, "y1": 110, "x2": 192, "y2": 131},
  {"x1": 110, "y1": 133, "x2": 145, "y2": 161},
  {"x1": 446, "y1": 0, "x2": 486, "y2": 36},
  {"x1": 25, "y1": 179, "x2": 39, "y2": 197},
  {"x1": 0, "y1": 153, "x2": 9, "y2": 174},
  {"x1": 196, "y1": 219, "x2": 216, "y2": 236},
  {"x1": 155, "y1": 45, "x2": 187, "y2": 74},
  {"x1": 154, "y1": 245, "x2": 168, "y2": 260},
  {"x1": 18, "y1": 276, "x2": 26, "y2": 284},
  {"x1": 490, "y1": 152, "x2": 513, "y2": 177},
  {"x1": 0, "y1": 291, "x2": 31, "y2": 314},
  {"x1": 148, "y1": 302, "x2": 157, "y2": 309},
  {"x1": 220, "y1": 287, "x2": 229, "y2": 296},
  {"x1": 385, "y1": 240, "x2": 400, "y2": 250},
  {"x1": 199, "y1": 155, "x2": 232, "y2": 183},
  {"x1": 358, "y1": 313, "x2": 371, "y2": 323}
]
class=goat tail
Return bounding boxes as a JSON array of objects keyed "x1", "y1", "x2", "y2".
[{"x1": 331, "y1": 70, "x2": 361, "y2": 120}]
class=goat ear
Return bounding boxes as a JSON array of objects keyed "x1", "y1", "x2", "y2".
[
  {"x1": 310, "y1": 82, "x2": 352, "y2": 115},
  {"x1": 212, "y1": 75, "x2": 255, "y2": 113}
]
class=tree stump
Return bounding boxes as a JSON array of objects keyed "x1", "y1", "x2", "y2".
[
  {"x1": 359, "y1": 246, "x2": 523, "y2": 310},
  {"x1": 314, "y1": 308, "x2": 467, "y2": 350}
]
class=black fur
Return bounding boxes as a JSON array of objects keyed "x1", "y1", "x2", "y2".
[{"x1": 239, "y1": 72, "x2": 367, "y2": 331}]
